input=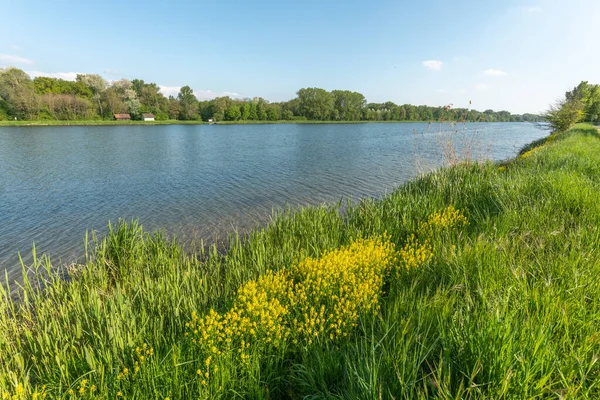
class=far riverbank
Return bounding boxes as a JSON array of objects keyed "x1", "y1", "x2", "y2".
[{"x1": 0, "y1": 119, "x2": 542, "y2": 127}]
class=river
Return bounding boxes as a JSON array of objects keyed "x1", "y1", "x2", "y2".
[{"x1": 0, "y1": 122, "x2": 547, "y2": 280}]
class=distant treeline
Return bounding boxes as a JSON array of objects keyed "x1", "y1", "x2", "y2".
[{"x1": 0, "y1": 67, "x2": 541, "y2": 123}]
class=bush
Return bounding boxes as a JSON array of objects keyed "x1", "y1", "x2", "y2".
[{"x1": 544, "y1": 97, "x2": 584, "y2": 132}]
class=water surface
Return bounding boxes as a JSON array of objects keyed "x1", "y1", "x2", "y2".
[{"x1": 0, "y1": 122, "x2": 547, "y2": 279}]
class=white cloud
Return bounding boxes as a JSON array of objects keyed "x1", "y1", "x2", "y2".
[
  {"x1": 159, "y1": 85, "x2": 181, "y2": 97},
  {"x1": 475, "y1": 83, "x2": 489, "y2": 90},
  {"x1": 436, "y1": 89, "x2": 445, "y2": 92},
  {"x1": 26, "y1": 71, "x2": 82, "y2": 81},
  {"x1": 10, "y1": 44, "x2": 21, "y2": 50},
  {"x1": 484, "y1": 68, "x2": 507, "y2": 77},
  {"x1": 422, "y1": 60, "x2": 443, "y2": 71},
  {"x1": 196, "y1": 90, "x2": 240, "y2": 100},
  {"x1": 0, "y1": 54, "x2": 33, "y2": 65}
]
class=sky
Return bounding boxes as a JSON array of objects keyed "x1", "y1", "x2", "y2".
[{"x1": 1, "y1": 0, "x2": 599, "y2": 114}]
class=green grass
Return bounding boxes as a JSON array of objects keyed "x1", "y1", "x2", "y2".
[{"x1": 1, "y1": 124, "x2": 600, "y2": 399}]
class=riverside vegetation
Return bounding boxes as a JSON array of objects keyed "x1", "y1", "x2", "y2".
[
  {"x1": 1, "y1": 123, "x2": 600, "y2": 398},
  {"x1": 0, "y1": 67, "x2": 541, "y2": 124}
]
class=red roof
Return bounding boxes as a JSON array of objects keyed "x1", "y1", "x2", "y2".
[
  {"x1": 114, "y1": 114, "x2": 131, "y2": 120},
  {"x1": 142, "y1": 113, "x2": 155, "y2": 118}
]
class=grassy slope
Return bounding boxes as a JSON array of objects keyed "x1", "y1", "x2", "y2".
[{"x1": 1, "y1": 124, "x2": 599, "y2": 399}]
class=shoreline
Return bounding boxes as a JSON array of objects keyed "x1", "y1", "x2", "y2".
[{"x1": 0, "y1": 119, "x2": 540, "y2": 127}]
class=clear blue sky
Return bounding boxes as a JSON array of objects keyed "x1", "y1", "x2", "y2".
[{"x1": 1, "y1": 0, "x2": 599, "y2": 114}]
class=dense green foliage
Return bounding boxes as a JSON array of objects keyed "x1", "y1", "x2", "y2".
[
  {"x1": 201, "y1": 89, "x2": 540, "y2": 123},
  {"x1": 0, "y1": 67, "x2": 541, "y2": 123},
  {"x1": 545, "y1": 81, "x2": 600, "y2": 131},
  {"x1": 1, "y1": 124, "x2": 599, "y2": 398}
]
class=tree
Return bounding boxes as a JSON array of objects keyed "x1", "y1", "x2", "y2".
[
  {"x1": 266, "y1": 103, "x2": 281, "y2": 121},
  {"x1": 281, "y1": 109, "x2": 294, "y2": 120},
  {"x1": 544, "y1": 97, "x2": 584, "y2": 132},
  {"x1": 543, "y1": 80, "x2": 600, "y2": 131},
  {"x1": 240, "y1": 102, "x2": 250, "y2": 120},
  {"x1": 104, "y1": 87, "x2": 128, "y2": 115},
  {"x1": 224, "y1": 104, "x2": 241, "y2": 121},
  {"x1": 256, "y1": 97, "x2": 267, "y2": 120},
  {"x1": 0, "y1": 67, "x2": 39, "y2": 119},
  {"x1": 331, "y1": 90, "x2": 366, "y2": 121},
  {"x1": 42, "y1": 94, "x2": 93, "y2": 120},
  {"x1": 177, "y1": 86, "x2": 198, "y2": 120},
  {"x1": 296, "y1": 87, "x2": 334, "y2": 120},
  {"x1": 168, "y1": 96, "x2": 181, "y2": 119},
  {"x1": 583, "y1": 84, "x2": 600, "y2": 123}
]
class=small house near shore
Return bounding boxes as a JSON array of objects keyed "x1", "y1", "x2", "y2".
[
  {"x1": 142, "y1": 113, "x2": 155, "y2": 121},
  {"x1": 114, "y1": 114, "x2": 131, "y2": 120}
]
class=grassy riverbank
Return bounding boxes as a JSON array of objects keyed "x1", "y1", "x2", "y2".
[{"x1": 1, "y1": 124, "x2": 599, "y2": 399}]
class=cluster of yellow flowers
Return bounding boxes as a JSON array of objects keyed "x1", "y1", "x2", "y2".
[
  {"x1": 1, "y1": 383, "x2": 47, "y2": 400},
  {"x1": 187, "y1": 270, "x2": 292, "y2": 381},
  {"x1": 113, "y1": 342, "x2": 154, "y2": 397},
  {"x1": 418, "y1": 205, "x2": 468, "y2": 236},
  {"x1": 520, "y1": 134, "x2": 556, "y2": 160},
  {"x1": 399, "y1": 234, "x2": 433, "y2": 270},
  {"x1": 288, "y1": 237, "x2": 395, "y2": 343},
  {"x1": 134, "y1": 343, "x2": 154, "y2": 373},
  {"x1": 520, "y1": 148, "x2": 537, "y2": 159},
  {"x1": 66, "y1": 379, "x2": 96, "y2": 398},
  {"x1": 186, "y1": 236, "x2": 396, "y2": 386},
  {"x1": 399, "y1": 205, "x2": 467, "y2": 271}
]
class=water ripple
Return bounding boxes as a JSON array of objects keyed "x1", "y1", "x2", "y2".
[{"x1": 0, "y1": 122, "x2": 547, "y2": 280}]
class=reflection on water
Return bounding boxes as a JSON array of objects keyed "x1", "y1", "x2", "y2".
[{"x1": 0, "y1": 122, "x2": 547, "y2": 279}]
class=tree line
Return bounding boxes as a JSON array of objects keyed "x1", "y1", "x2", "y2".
[
  {"x1": 544, "y1": 81, "x2": 600, "y2": 131},
  {"x1": 0, "y1": 67, "x2": 541, "y2": 123}
]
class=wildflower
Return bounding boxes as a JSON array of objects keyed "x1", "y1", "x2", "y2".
[
  {"x1": 186, "y1": 236, "x2": 396, "y2": 383},
  {"x1": 399, "y1": 234, "x2": 432, "y2": 270},
  {"x1": 520, "y1": 148, "x2": 537, "y2": 159}
]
